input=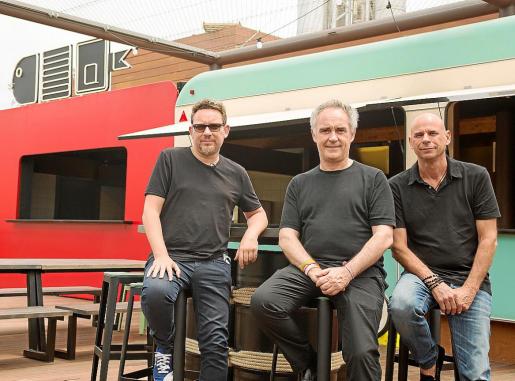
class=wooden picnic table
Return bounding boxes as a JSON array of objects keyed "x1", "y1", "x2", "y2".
[{"x1": 0, "y1": 258, "x2": 145, "y2": 354}]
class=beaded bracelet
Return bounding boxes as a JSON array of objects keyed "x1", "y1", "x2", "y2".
[
  {"x1": 304, "y1": 263, "x2": 320, "y2": 276},
  {"x1": 428, "y1": 279, "x2": 444, "y2": 291},
  {"x1": 423, "y1": 274, "x2": 444, "y2": 291}
]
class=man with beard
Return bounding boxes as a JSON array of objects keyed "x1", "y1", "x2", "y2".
[
  {"x1": 142, "y1": 99, "x2": 268, "y2": 381},
  {"x1": 251, "y1": 99, "x2": 395, "y2": 381},
  {"x1": 388, "y1": 113, "x2": 499, "y2": 381}
]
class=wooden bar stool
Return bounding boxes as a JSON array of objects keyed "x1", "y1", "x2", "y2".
[
  {"x1": 90, "y1": 272, "x2": 146, "y2": 381},
  {"x1": 118, "y1": 283, "x2": 153, "y2": 381}
]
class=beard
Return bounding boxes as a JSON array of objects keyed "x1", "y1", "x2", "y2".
[{"x1": 198, "y1": 143, "x2": 217, "y2": 156}]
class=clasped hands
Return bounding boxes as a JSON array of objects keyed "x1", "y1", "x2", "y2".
[
  {"x1": 308, "y1": 265, "x2": 352, "y2": 296},
  {"x1": 431, "y1": 282, "x2": 477, "y2": 315}
]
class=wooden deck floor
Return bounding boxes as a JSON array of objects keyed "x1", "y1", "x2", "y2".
[{"x1": 0, "y1": 296, "x2": 514, "y2": 381}]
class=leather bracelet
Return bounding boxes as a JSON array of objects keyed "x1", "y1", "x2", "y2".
[{"x1": 343, "y1": 264, "x2": 355, "y2": 279}]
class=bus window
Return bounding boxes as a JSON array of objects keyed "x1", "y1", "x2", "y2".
[{"x1": 453, "y1": 97, "x2": 515, "y2": 229}]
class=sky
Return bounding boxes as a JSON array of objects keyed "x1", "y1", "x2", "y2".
[{"x1": 0, "y1": 0, "x2": 464, "y2": 111}]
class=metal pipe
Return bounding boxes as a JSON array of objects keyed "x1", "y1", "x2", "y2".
[
  {"x1": 215, "y1": 0, "x2": 497, "y2": 65},
  {"x1": 0, "y1": 0, "x2": 217, "y2": 64},
  {"x1": 483, "y1": 0, "x2": 515, "y2": 16},
  {"x1": 0, "y1": 0, "x2": 499, "y2": 67}
]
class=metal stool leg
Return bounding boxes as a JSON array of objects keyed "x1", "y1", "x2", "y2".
[
  {"x1": 397, "y1": 339, "x2": 409, "y2": 381},
  {"x1": 317, "y1": 297, "x2": 331, "y2": 381},
  {"x1": 118, "y1": 287, "x2": 136, "y2": 380},
  {"x1": 385, "y1": 319, "x2": 397, "y2": 381},
  {"x1": 173, "y1": 290, "x2": 187, "y2": 381},
  {"x1": 99, "y1": 278, "x2": 119, "y2": 381},
  {"x1": 270, "y1": 344, "x2": 279, "y2": 381},
  {"x1": 91, "y1": 280, "x2": 109, "y2": 381}
]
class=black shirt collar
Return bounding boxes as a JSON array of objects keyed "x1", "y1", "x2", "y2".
[{"x1": 408, "y1": 156, "x2": 463, "y2": 186}]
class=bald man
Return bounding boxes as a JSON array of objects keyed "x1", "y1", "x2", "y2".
[{"x1": 388, "y1": 113, "x2": 499, "y2": 381}]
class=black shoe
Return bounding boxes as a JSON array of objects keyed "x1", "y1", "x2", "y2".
[{"x1": 299, "y1": 368, "x2": 317, "y2": 381}]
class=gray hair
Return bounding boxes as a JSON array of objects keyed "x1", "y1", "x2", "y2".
[{"x1": 309, "y1": 99, "x2": 359, "y2": 131}]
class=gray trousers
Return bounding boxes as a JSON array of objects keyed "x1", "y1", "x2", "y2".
[
  {"x1": 141, "y1": 256, "x2": 231, "y2": 381},
  {"x1": 250, "y1": 264, "x2": 384, "y2": 381}
]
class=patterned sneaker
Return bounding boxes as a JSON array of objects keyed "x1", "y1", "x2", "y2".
[{"x1": 153, "y1": 347, "x2": 173, "y2": 381}]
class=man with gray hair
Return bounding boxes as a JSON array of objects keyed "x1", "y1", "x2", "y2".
[{"x1": 251, "y1": 99, "x2": 395, "y2": 380}]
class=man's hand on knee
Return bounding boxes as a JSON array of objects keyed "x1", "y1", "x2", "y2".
[{"x1": 147, "y1": 256, "x2": 181, "y2": 281}]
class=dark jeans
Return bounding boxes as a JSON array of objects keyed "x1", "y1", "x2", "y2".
[
  {"x1": 250, "y1": 264, "x2": 385, "y2": 381},
  {"x1": 141, "y1": 255, "x2": 231, "y2": 381}
]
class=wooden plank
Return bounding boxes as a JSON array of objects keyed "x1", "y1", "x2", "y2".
[
  {"x1": 113, "y1": 56, "x2": 202, "y2": 77},
  {"x1": 355, "y1": 125, "x2": 405, "y2": 143},
  {"x1": 0, "y1": 306, "x2": 72, "y2": 319},
  {"x1": 112, "y1": 70, "x2": 205, "y2": 90},
  {"x1": 56, "y1": 301, "x2": 141, "y2": 317},
  {"x1": 459, "y1": 116, "x2": 496, "y2": 135},
  {"x1": 0, "y1": 286, "x2": 102, "y2": 297},
  {"x1": 0, "y1": 258, "x2": 145, "y2": 271}
]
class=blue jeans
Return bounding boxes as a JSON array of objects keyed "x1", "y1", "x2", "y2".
[
  {"x1": 389, "y1": 272, "x2": 491, "y2": 381},
  {"x1": 141, "y1": 255, "x2": 231, "y2": 381}
]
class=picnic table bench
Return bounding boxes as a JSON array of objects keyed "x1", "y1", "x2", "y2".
[
  {"x1": 55, "y1": 301, "x2": 141, "y2": 359},
  {"x1": 0, "y1": 286, "x2": 102, "y2": 300},
  {"x1": 0, "y1": 306, "x2": 72, "y2": 362}
]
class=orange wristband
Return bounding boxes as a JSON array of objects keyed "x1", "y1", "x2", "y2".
[{"x1": 298, "y1": 258, "x2": 316, "y2": 272}]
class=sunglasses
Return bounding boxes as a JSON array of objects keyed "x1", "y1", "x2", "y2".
[{"x1": 192, "y1": 123, "x2": 224, "y2": 132}]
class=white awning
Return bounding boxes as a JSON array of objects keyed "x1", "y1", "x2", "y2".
[
  {"x1": 118, "y1": 84, "x2": 515, "y2": 140},
  {"x1": 359, "y1": 83, "x2": 515, "y2": 111},
  {"x1": 118, "y1": 108, "x2": 314, "y2": 140}
]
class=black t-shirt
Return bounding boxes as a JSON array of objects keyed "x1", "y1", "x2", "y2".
[
  {"x1": 388, "y1": 157, "x2": 500, "y2": 294},
  {"x1": 280, "y1": 161, "x2": 395, "y2": 278},
  {"x1": 145, "y1": 147, "x2": 262, "y2": 261}
]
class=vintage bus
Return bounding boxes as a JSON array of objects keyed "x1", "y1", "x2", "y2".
[{"x1": 121, "y1": 15, "x2": 515, "y2": 345}]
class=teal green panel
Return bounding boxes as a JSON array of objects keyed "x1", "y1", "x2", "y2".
[
  {"x1": 383, "y1": 249, "x2": 400, "y2": 298},
  {"x1": 490, "y1": 235, "x2": 515, "y2": 321},
  {"x1": 228, "y1": 242, "x2": 282, "y2": 252},
  {"x1": 178, "y1": 17, "x2": 515, "y2": 106},
  {"x1": 229, "y1": 237, "x2": 514, "y2": 321}
]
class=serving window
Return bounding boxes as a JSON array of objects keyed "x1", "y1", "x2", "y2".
[
  {"x1": 451, "y1": 97, "x2": 515, "y2": 229},
  {"x1": 18, "y1": 147, "x2": 127, "y2": 221}
]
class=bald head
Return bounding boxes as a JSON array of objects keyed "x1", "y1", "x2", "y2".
[
  {"x1": 409, "y1": 113, "x2": 450, "y2": 161},
  {"x1": 410, "y1": 113, "x2": 446, "y2": 134}
]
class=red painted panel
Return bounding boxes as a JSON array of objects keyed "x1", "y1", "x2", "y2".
[{"x1": 0, "y1": 82, "x2": 177, "y2": 288}]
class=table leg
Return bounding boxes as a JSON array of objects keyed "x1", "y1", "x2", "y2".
[{"x1": 26, "y1": 271, "x2": 45, "y2": 351}]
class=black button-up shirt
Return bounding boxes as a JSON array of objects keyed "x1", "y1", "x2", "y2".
[{"x1": 389, "y1": 157, "x2": 500, "y2": 293}]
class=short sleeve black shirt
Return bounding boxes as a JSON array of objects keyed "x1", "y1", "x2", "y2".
[
  {"x1": 280, "y1": 161, "x2": 395, "y2": 278},
  {"x1": 145, "y1": 147, "x2": 262, "y2": 261},
  {"x1": 388, "y1": 157, "x2": 500, "y2": 293}
]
